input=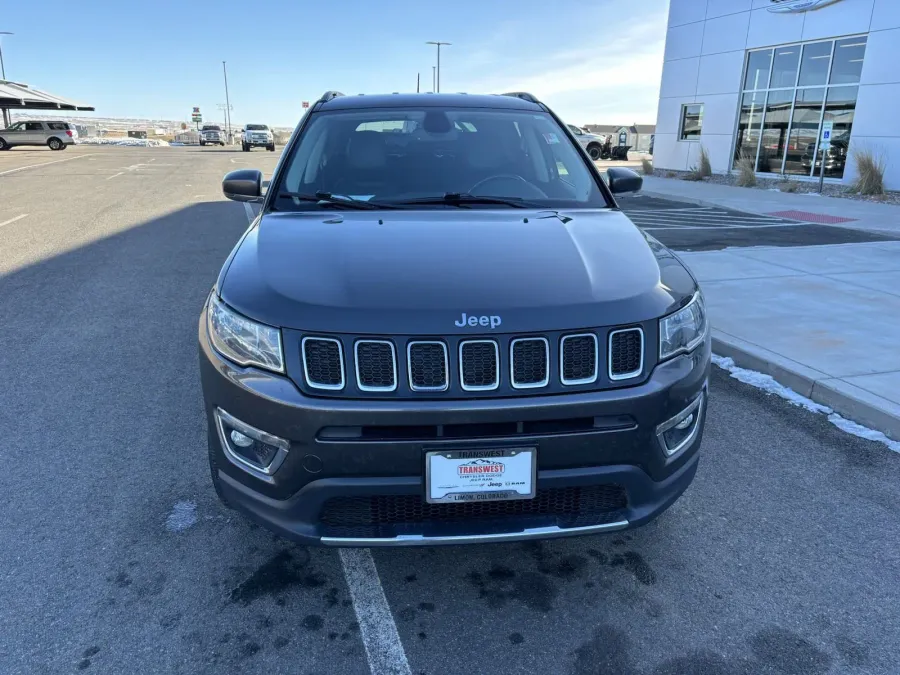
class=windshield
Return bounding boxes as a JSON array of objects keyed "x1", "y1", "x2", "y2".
[
  {"x1": 246, "y1": 124, "x2": 268, "y2": 131},
  {"x1": 275, "y1": 106, "x2": 609, "y2": 209},
  {"x1": 202, "y1": 125, "x2": 221, "y2": 131}
]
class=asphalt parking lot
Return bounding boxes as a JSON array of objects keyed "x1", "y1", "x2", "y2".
[
  {"x1": 2, "y1": 146, "x2": 900, "y2": 675},
  {"x1": 617, "y1": 194, "x2": 900, "y2": 252}
]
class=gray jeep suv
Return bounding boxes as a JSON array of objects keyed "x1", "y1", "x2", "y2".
[{"x1": 199, "y1": 91, "x2": 710, "y2": 546}]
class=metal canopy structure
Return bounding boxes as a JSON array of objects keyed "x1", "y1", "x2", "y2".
[{"x1": 0, "y1": 79, "x2": 94, "y2": 111}]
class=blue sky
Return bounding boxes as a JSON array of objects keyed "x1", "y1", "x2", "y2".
[{"x1": 2, "y1": 0, "x2": 669, "y2": 127}]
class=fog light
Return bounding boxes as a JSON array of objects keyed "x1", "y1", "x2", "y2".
[
  {"x1": 656, "y1": 393, "x2": 704, "y2": 458},
  {"x1": 214, "y1": 408, "x2": 290, "y2": 476},
  {"x1": 230, "y1": 430, "x2": 254, "y2": 447}
]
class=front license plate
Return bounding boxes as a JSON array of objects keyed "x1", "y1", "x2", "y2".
[{"x1": 425, "y1": 447, "x2": 536, "y2": 504}]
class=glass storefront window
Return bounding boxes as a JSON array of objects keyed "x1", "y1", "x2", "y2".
[
  {"x1": 734, "y1": 92, "x2": 766, "y2": 169},
  {"x1": 830, "y1": 38, "x2": 867, "y2": 85},
  {"x1": 758, "y1": 91, "x2": 793, "y2": 174},
  {"x1": 734, "y1": 36, "x2": 867, "y2": 177},
  {"x1": 821, "y1": 86, "x2": 858, "y2": 178},
  {"x1": 784, "y1": 89, "x2": 825, "y2": 176},
  {"x1": 798, "y1": 41, "x2": 833, "y2": 87},
  {"x1": 771, "y1": 46, "x2": 801, "y2": 89},
  {"x1": 744, "y1": 50, "x2": 772, "y2": 90}
]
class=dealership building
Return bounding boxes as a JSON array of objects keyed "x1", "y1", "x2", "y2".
[{"x1": 653, "y1": 0, "x2": 900, "y2": 189}]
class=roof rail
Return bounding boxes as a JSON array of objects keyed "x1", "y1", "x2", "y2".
[
  {"x1": 319, "y1": 91, "x2": 345, "y2": 103},
  {"x1": 501, "y1": 92, "x2": 540, "y2": 104}
]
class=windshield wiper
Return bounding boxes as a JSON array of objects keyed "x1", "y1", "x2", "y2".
[
  {"x1": 391, "y1": 193, "x2": 532, "y2": 208},
  {"x1": 276, "y1": 191, "x2": 396, "y2": 210}
]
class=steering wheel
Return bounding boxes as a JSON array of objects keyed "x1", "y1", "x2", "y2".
[{"x1": 468, "y1": 174, "x2": 548, "y2": 200}]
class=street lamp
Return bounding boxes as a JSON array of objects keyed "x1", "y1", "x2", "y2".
[
  {"x1": 222, "y1": 61, "x2": 232, "y2": 139},
  {"x1": 0, "y1": 31, "x2": 13, "y2": 127},
  {"x1": 425, "y1": 41, "x2": 450, "y2": 93}
]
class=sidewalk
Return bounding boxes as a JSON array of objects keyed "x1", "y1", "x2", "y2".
[
  {"x1": 639, "y1": 178, "x2": 900, "y2": 442},
  {"x1": 641, "y1": 175, "x2": 900, "y2": 236}
]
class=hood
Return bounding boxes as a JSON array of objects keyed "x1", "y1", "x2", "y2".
[{"x1": 219, "y1": 209, "x2": 697, "y2": 334}]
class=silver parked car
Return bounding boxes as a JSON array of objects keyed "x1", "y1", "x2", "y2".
[
  {"x1": 0, "y1": 120, "x2": 78, "y2": 151},
  {"x1": 566, "y1": 124, "x2": 607, "y2": 160}
]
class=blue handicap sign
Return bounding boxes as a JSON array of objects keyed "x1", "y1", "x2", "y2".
[{"x1": 823, "y1": 130, "x2": 831, "y2": 140}]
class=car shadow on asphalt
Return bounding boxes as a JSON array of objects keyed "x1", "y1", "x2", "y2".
[{"x1": 0, "y1": 201, "x2": 365, "y2": 675}]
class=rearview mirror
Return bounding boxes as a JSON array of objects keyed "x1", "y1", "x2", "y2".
[
  {"x1": 223, "y1": 169, "x2": 263, "y2": 202},
  {"x1": 607, "y1": 167, "x2": 643, "y2": 194}
]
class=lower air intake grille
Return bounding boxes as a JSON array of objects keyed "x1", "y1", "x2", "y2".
[
  {"x1": 408, "y1": 342, "x2": 448, "y2": 391},
  {"x1": 609, "y1": 328, "x2": 643, "y2": 380},
  {"x1": 302, "y1": 338, "x2": 344, "y2": 389},
  {"x1": 355, "y1": 341, "x2": 396, "y2": 391},
  {"x1": 320, "y1": 485, "x2": 628, "y2": 538},
  {"x1": 561, "y1": 334, "x2": 598, "y2": 384},
  {"x1": 511, "y1": 338, "x2": 549, "y2": 388},
  {"x1": 460, "y1": 340, "x2": 499, "y2": 390}
]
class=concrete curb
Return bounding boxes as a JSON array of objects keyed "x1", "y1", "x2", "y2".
[
  {"x1": 640, "y1": 189, "x2": 770, "y2": 219},
  {"x1": 711, "y1": 330, "x2": 900, "y2": 442}
]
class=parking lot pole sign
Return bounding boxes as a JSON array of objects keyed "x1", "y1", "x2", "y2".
[
  {"x1": 818, "y1": 121, "x2": 834, "y2": 193},
  {"x1": 192, "y1": 108, "x2": 202, "y2": 131}
]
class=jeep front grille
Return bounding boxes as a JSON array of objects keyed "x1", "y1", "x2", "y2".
[
  {"x1": 609, "y1": 328, "x2": 643, "y2": 380},
  {"x1": 297, "y1": 325, "x2": 647, "y2": 396},
  {"x1": 459, "y1": 340, "x2": 499, "y2": 391},
  {"x1": 561, "y1": 334, "x2": 598, "y2": 385},
  {"x1": 302, "y1": 337, "x2": 344, "y2": 390},
  {"x1": 407, "y1": 341, "x2": 449, "y2": 391},
  {"x1": 355, "y1": 340, "x2": 397, "y2": 391},
  {"x1": 510, "y1": 337, "x2": 549, "y2": 389}
]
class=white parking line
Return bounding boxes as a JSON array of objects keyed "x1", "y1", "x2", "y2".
[
  {"x1": 0, "y1": 154, "x2": 88, "y2": 176},
  {"x1": 243, "y1": 202, "x2": 255, "y2": 222},
  {"x1": 0, "y1": 213, "x2": 28, "y2": 229},
  {"x1": 106, "y1": 172, "x2": 124, "y2": 181},
  {"x1": 339, "y1": 549, "x2": 412, "y2": 675}
]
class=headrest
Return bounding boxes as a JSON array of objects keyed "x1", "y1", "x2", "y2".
[{"x1": 347, "y1": 131, "x2": 387, "y2": 169}]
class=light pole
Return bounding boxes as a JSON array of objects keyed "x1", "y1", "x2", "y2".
[
  {"x1": 222, "y1": 61, "x2": 232, "y2": 139},
  {"x1": 432, "y1": 66, "x2": 436, "y2": 93},
  {"x1": 426, "y1": 41, "x2": 450, "y2": 93},
  {"x1": 0, "y1": 31, "x2": 13, "y2": 128}
]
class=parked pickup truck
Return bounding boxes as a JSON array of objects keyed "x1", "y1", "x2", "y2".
[
  {"x1": 200, "y1": 125, "x2": 226, "y2": 146},
  {"x1": 242, "y1": 124, "x2": 275, "y2": 152}
]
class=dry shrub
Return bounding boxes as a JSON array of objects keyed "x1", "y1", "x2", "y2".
[
  {"x1": 780, "y1": 179, "x2": 800, "y2": 193},
  {"x1": 641, "y1": 158, "x2": 653, "y2": 175},
  {"x1": 665, "y1": 171, "x2": 677, "y2": 178},
  {"x1": 852, "y1": 147, "x2": 886, "y2": 196},
  {"x1": 685, "y1": 145, "x2": 712, "y2": 181},
  {"x1": 734, "y1": 152, "x2": 756, "y2": 187}
]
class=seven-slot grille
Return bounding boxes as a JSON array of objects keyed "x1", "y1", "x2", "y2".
[
  {"x1": 459, "y1": 340, "x2": 500, "y2": 391},
  {"x1": 408, "y1": 342, "x2": 449, "y2": 391},
  {"x1": 511, "y1": 338, "x2": 549, "y2": 389},
  {"x1": 609, "y1": 328, "x2": 644, "y2": 380},
  {"x1": 300, "y1": 329, "x2": 644, "y2": 393},
  {"x1": 302, "y1": 337, "x2": 344, "y2": 389},
  {"x1": 560, "y1": 334, "x2": 598, "y2": 384},
  {"x1": 355, "y1": 340, "x2": 397, "y2": 391}
]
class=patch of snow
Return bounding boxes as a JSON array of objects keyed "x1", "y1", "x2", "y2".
[
  {"x1": 712, "y1": 355, "x2": 899, "y2": 453},
  {"x1": 75, "y1": 137, "x2": 169, "y2": 147},
  {"x1": 165, "y1": 500, "x2": 198, "y2": 532}
]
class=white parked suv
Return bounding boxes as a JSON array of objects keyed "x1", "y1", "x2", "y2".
[
  {"x1": 0, "y1": 120, "x2": 78, "y2": 151},
  {"x1": 242, "y1": 124, "x2": 275, "y2": 152}
]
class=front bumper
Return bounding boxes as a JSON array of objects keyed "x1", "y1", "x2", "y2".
[{"x1": 198, "y1": 310, "x2": 710, "y2": 546}]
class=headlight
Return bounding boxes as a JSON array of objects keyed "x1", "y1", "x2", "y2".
[
  {"x1": 659, "y1": 293, "x2": 707, "y2": 361},
  {"x1": 207, "y1": 294, "x2": 284, "y2": 372}
]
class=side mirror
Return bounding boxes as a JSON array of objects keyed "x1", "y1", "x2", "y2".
[
  {"x1": 223, "y1": 169, "x2": 263, "y2": 202},
  {"x1": 607, "y1": 167, "x2": 643, "y2": 194}
]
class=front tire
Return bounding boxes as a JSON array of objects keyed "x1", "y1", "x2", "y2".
[
  {"x1": 48, "y1": 137, "x2": 63, "y2": 151},
  {"x1": 242, "y1": 143, "x2": 249, "y2": 152},
  {"x1": 267, "y1": 144, "x2": 275, "y2": 152},
  {"x1": 0, "y1": 138, "x2": 9, "y2": 151},
  {"x1": 200, "y1": 141, "x2": 206, "y2": 146},
  {"x1": 587, "y1": 144, "x2": 602, "y2": 161}
]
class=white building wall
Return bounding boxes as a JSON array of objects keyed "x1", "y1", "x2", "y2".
[{"x1": 655, "y1": 0, "x2": 900, "y2": 189}]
